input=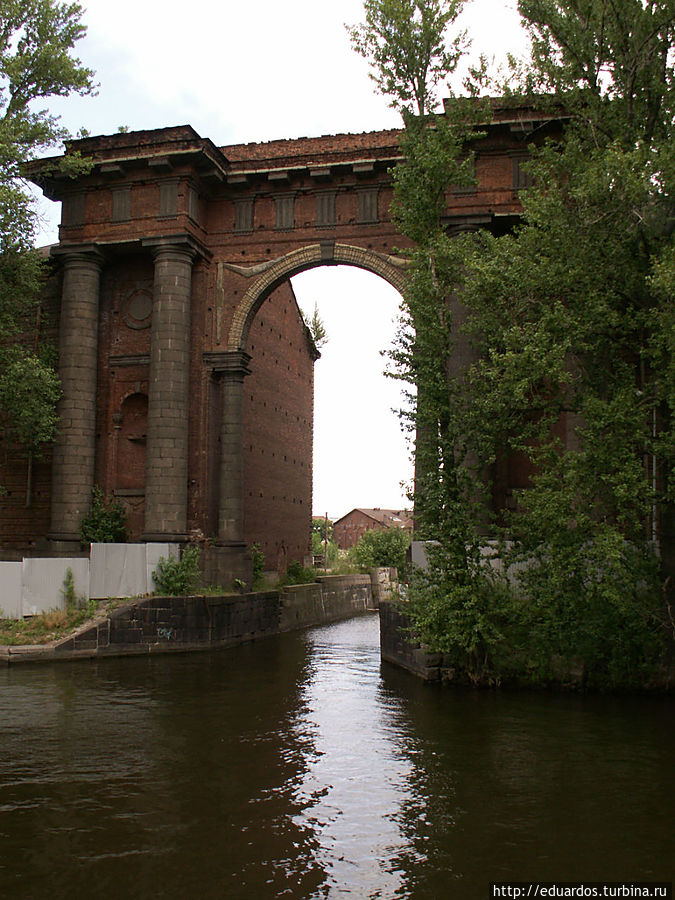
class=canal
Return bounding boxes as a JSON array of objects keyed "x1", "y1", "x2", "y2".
[{"x1": 0, "y1": 613, "x2": 673, "y2": 898}]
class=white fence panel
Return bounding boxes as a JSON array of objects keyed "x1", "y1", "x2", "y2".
[
  {"x1": 0, "y1": 562, "x2": 23, "y2": 619},
  {"x1": 89, "y1": 543, "x2": 148, "y2": 599},
  {"x1": 21, "y1": 558, "x2": 90, "y2": 617}
]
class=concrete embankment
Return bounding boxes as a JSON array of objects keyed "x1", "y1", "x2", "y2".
[{"x1": 0, "y1": 575, "x2": 374, "y2": 665}]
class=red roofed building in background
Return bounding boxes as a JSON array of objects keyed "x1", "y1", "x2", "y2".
[{"x1": 333, "y1": 508, "x2": 413, "y2": 551}]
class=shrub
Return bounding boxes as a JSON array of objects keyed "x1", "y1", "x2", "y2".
[
  {"x1": 60, "y1": 567, "x2": 78, "y2": 610},
  {"x1": 79, "y1": 486, "x2": 128, "y2": 546},
  {"x1": 152, "y1": 545, "x2": 201, "y2": 595},
  {"x1": 250, "y1": 542, "x2": 265, "y2": 588},
  {"x1": 284, "y1": 559, "x2": 319, "y2": 585},
  {"x1": 351, "y1": 527, "x2": 410, "y2": 572}
]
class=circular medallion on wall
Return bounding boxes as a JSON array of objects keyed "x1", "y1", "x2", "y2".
[{"x1": 123, "y1": 289, "x2": 153, "y2": 329}]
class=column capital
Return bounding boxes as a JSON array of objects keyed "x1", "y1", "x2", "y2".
[
  {"x1": 142, "y1": 233, "x2": 211, "y2": 262},
  {"x1": 50, "y1": 243, "x2": 105, "y2": 269},
  {"x1": 204, "y1": 350, "x2": 252, "y2": 380}
]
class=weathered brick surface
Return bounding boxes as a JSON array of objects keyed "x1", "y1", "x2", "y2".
[
  {"x1": 242, "y1": 281, "x2": 314, "y2": 568},
  {"x1": 95, "y1": 255, "x2": 153, "y2": 537}
]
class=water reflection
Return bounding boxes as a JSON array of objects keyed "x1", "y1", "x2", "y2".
[
  {"x1": 379, "y1": 672, "x2": 675, "y2": 897},
  {"x1": 0, "y1": 614, "x2": 673, "y2": 899},
  {"x1": 289, "y1": 617, "x2": 420, "y2": 897},
  {"x1": 0, "y1": 637, "x2": 328, "y2": 899}
]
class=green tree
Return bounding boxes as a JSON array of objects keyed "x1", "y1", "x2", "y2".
[
  {"x1": 347, "y1": 0, "x2": 468, "y2": 116},
  {"x1": 350, "y1": 0, "x2": 495, "y2": 679},
  {"x1": 454, "y1": 0, "x2": 675, "y2": 684},
  {"x1": 0, "y1": 0, "x2": 95, "y2": 459},
  {"x1": 311, "y1": 516, "x2": 334, "y2": 543},
  {"x1": 348, "y1": 0, "x2": 482, "y2": 548},
  {"x1": 311, "y1": 518, "x2": 339, "y2": 567},
  {"x1": 311, "y1": 530, "x2": 324, "y2": 557},
  {"x1": 303, "y1": 304, "x2": 328, "y2": 349}
]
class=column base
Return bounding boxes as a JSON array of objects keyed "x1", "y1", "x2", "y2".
[
  {"x1": 200, "y1": 542, "x2": 252, "y2": 590},
  {"x1": 142, "y1": 532, "x2": 190, "y2": 543}
]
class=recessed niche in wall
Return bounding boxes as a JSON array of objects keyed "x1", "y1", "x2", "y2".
[{"x1": 123, "y1": 289, "x2": 153, "y2": 330}]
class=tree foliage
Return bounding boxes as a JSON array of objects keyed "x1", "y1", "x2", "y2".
[
  {"x1": 352, "y1": 0, "x2": 674, "y2": 687},
  {"x1": 453, "y1": 0, "x2": 675, "y2": 685},
  {"x1": 311, "y1": 516, "x2": 334, "y2": 542},
  {"x1": 303, "y1": 303, "x2": 328, "y2": 349},
  {"x1": 0, "y1": 0, "x2": 94, "y2": 458},
  {"x1": 351, "y1": 0, "x2": 496, "y2": 669},
  {"x1": 310, "y1": 516, "x2": 339, "y2": 566}
]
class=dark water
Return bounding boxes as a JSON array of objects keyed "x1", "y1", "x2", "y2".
[{"x1": 0, "y1": 613, "x2": 673, "y2": 899}]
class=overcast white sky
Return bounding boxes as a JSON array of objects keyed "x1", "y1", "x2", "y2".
[{"x1": 35, "y1": 0, "x2": 528, "y2": 520}]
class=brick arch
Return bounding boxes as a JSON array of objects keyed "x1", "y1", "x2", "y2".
[{"x1": 228, "y1": 242, "x2": 408, "y2": 351}]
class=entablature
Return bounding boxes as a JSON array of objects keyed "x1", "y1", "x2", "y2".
[
  {"x1": 28, "y1": 125, "x2": 230, "y2": 202},
  {"x1": 224, "y1": 155, "x2": 402, "y2": 189}
]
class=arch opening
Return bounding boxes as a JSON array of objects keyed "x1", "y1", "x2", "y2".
[
  {"x1": 240, "y1": 261, "x2": 413, "y2": 569},
  {"x1": 293, "y1": 265, "x2": 412, "y2": 521}
]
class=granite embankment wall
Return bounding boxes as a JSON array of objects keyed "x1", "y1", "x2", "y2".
[
  {"x1": 379, "y1": 600, "x2": 445, "y2": 682},
  {"x1": 0, "y1": 574, "x2": 374, "y2": 665}
]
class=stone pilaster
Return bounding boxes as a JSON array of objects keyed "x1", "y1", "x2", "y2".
[
  {"x1": 48, "y1": 246, "x2": 103, "y2": 547},
  {"x1": 142, "y1": 237, "x2": 197, "y2": 541}
]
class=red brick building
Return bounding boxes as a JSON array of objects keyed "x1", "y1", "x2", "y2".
[
  {"x1": 0, "y1": 103, "x2": 560, "y2": 580},
  {"x1": 333, "y1": 508, "x2": 414, "y2": 551}
]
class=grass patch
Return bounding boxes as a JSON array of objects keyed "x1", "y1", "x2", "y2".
[{"x1": 0, "y1": 599, "x2": 101, "y2": 646}]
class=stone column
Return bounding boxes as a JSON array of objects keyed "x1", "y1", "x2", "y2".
[
  {"x1": 142, "y1": 237, "x2": 196, "y2": 541},
  {"x1": 214, "y1": 351, "x2": 251, "y2": 544},
  {"x1": 48, "y1": 246, "x2": 103, "y2": 548}
]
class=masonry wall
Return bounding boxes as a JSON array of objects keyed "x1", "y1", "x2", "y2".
[
  {"x1": 279, "y1": 575, "x2": 372, "y2": 630},
  {"x1": 379, "y1": 600, "x2": 445, "y2": 681}
]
